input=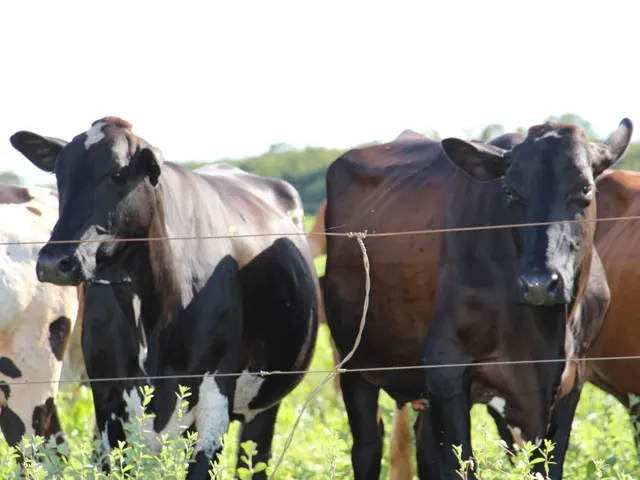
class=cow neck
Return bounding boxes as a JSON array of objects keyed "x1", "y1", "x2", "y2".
[{"x1": 132, "y1": 177, "x2": 182, "y2": 334}]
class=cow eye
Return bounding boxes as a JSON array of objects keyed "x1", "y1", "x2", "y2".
[
  {"x1": 581, "y1": 184, "x2": 592, "y2": 196},
  {"x1": 110, "y1": 168, "x2": 128, "y2": 185}
]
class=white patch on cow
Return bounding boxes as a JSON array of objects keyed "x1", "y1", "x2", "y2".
[
  {"x1": 233, "y1": 369, "x2": 266, "y2": 423},
  {"x1": 132, "y1": 294, "x2": 147, "y2": 371},
  {"x1": 101, "y1": 423, "x2": 111, "y2": 453},
  {"x1": 534, "y1": 436, "x2": 543, "y2": 448},
  {"x1": 0, "y1": 185, "x2": 79, "y2": 444},
  {"x1": 84, "y1": 122, "x2": 106, "y2": 149},
  {"x1": 122, "y1": 386, "x2": 194, "y2": 453},
  {"x1": 194, "y1": 373, "x2": 229, "y2": 458},
  {"x1": 545, "y1": 222, "x2": 572, "y2": 292},
  {"x1": 534, "y1": 130, "x2": 562, "y2": 141},
  {"x1": 488, "y1": 396, "x2": 506, "y2": 417}
]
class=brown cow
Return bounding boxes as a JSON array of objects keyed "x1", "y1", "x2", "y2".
[
  {"x1": 323, "y1": 121, "x2": 632, "y2": 479},
  {"x1": 589, "y1": 169, "x2": 640, "y2": 449}
]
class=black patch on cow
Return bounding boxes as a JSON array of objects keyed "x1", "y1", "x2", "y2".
[
  {"x1": 0, "y1": 381, "x2": 10, "y2": 400},
  {"x1": 32, "y1": 397, "x2": 62, "y2": 439},
  {"x1": 0, "y1": 357, "x2": 22, "y2": 379},
  {"x1": 0, "y1": 405, "x2": 26, "y2": 447},
  {"x1": 0, "y1": 184, "x2": 34, "y2": 205},
  {"x1": 49, "y1": 316, "x2": 72, "y2": 361}
]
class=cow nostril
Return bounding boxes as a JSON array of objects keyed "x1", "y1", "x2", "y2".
[
  {"x1": 547, "y1": 273, "x2": 560, "y2": 293},
  {"x1": 57, "y1": 257, "x2": 75, "y2": 274}
]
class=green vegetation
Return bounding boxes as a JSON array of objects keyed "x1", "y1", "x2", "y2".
[
  {"x1": 0, "y1": 215, "x2": 634, "y2": 478},
  {"x1": 4, "y1": 308, "x2": 638, "y2": 478}
]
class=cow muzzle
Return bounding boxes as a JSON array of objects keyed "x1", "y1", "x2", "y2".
[
  {"x1": 515, "y1": 268, "x2": 565, "y2": 307},
  {"x1": 36, "y1": 246, "x2": 81, "y2": 286}
]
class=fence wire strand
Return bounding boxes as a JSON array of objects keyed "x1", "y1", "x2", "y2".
[
  {"x1": 268, "y1": 234, "x2": 370, "y2": 479},
  {"x1": 3, "y1": 213, "x2": 640, "y2": 388},
  {"x1": 2, "y1": 212, "x2": 640, "y2": 247}
]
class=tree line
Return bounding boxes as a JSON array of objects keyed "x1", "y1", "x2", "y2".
[{"x1": 4, "y1": 113, "x2": 640, "y2": 213}]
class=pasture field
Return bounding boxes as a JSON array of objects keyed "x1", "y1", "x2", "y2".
[{"x1": 0, "y1": 215, "x2": 637, "y2": 479}]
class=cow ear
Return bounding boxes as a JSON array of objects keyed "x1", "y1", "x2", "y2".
[
  {"x1": 10, "y1": 131, "x2": 68, "y2": 173},
  {"x1": 133, "y1": 146, "x2": 163, "y2": 187},
  {"x1": 441, "y1": 137, "x2": 510, "y2": 182},
  {"x1": 592, "y1": 118, "x2": 633, "y2": 177}
]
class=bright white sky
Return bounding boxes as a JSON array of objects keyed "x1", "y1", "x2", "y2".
[{"x1": 0, "y1": 0, "x2": 637, "y2": 184}]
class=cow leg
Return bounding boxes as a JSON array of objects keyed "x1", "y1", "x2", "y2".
[
  {"x1": 533, "y1": 382, "x2": 583, "y2": 480},
  {"x1": 90, "y1": 384, "x2": 131, "y2": 472},
  {"x1": 413, "y1": 409, "x2": 440, "y2": 479},
  {"x1": 340, "y1": 370, "x2": 384, "y2": 480},
  {"x1": 424, "y1": 366, "x2": 474, "y2": 480},
  {"x1": 186, "y1": 375, "x2": 234, "y2": 480},
  {"x1": 235, "y1": 403, "x2": 281, "y2": 479},
  {"x1": 486, "y1": 405, "x2": 516, "y2": 463},
  {"x1": 389, "y1": 405, "x2": 414, "y2": 480}
]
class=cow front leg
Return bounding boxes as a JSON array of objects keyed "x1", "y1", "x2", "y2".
[
  {"x1": 424, "y1": 366, "x2": 474, "y2": 480},
  {"x1": 412, "y1": 408, "x2": 436, "y2": 479},
  {"x1": 534, "y1": 382, "x2": 583, "y2": 480},
  {"x1": 186, "y1": 374, "x2": 234, "y2": 480},
  {"x1": 235, "y1": 403, "x2": 281, "y2": 479},
  {"x1": 340, "y1": 370, "x2": 384, "y2": 480}
]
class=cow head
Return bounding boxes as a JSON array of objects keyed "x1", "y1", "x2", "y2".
[
  {"x1": 442, "y1": 118, "x2": 633, "y2": 307},
  {"x1": 10, "y1": 117, "x2": 165, "y2": 287}
]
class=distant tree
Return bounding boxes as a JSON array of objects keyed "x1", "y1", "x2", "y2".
[
  {"x1": 546, "y1": 113, "x2": 597, "y2": 140},
  {"x1": 0, "y1": 171, "x2": 22, "y2": 184},
  {"x1": 478, "y1": 124, "x2": 506, "y2": 142},
  {"x1": 422, "y1": 129, "x2": 441, "y2": 140},
  {"x1": 268, "y1": 142, "x2": 295, "y2": 154}
]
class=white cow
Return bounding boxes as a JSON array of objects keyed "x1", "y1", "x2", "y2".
[{"x1": 0, "y1": 183, "x2": 84, "y2": 454}]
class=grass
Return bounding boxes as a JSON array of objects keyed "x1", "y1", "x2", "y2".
[{"x1": 1, "y1": 214, "x2": 638, "y2": 478}]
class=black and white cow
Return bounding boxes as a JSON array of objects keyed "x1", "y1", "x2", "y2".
[
  {"x1": 10, "y1": 116, "x2": 320, "y2": 479},
  {"x1": 0, "y1": 183, "x2": 82, "y2": 456}
]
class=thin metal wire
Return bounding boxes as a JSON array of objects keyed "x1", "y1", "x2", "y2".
[
  {"x1": 6, "y1": 354, "x2": 640, "y2": 388},
  {"x1": 1, "y1": 213, "x2": 640, "y2": 247},
  {"x1": 268, "y1": 234, "x2": 371, "y2": 479}
]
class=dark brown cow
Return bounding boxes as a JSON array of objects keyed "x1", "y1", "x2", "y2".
[
  {"x1": 474, "y1": 167, "x2": 640, "y2": 465},
  {"x1": 323, "y1": 121, "x2": 633, "y2": 479}
]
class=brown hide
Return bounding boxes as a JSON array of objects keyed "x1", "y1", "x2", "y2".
[
  {"x1": 324, "y1": 133, "x2": 450, "y2": 400},
  {"x1": 590, "y1": 170, "x2": 640, "y2": 403}
]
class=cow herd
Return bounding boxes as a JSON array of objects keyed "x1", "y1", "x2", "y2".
[{"x1": 0, "y1": 116, "x2": 638, "y2": 480}]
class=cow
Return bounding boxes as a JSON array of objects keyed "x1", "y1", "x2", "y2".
[
  {"x1": 10, "y1": 116, "x2": 320, "y2": 480},
  {"x1": 589, "y1": 169, "x2": 640, "y2": 450},
  {"x1": 323, "y1": 120, "x2": 633, "y2": 479},
  {"x1": 0, "y1": 183, "x2": 81, "y2": 459},
  {"x1": 489, "y1": 168, "x2": 640, "y2": 457}
]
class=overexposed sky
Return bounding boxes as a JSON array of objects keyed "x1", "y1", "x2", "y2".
[{"x1": 1, "y1": 0, "x2": 638, "y2": 184}]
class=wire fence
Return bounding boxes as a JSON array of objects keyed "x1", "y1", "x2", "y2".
[
  {"x1": 4, "y1": 213, "x2": 640, "y2": 387},
  {"x1": 3, "y1": 211, "x2": 640, "y2": 247},
  {"x1": 4, "y1": 212, "x2": 640, "y2": 477}
]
